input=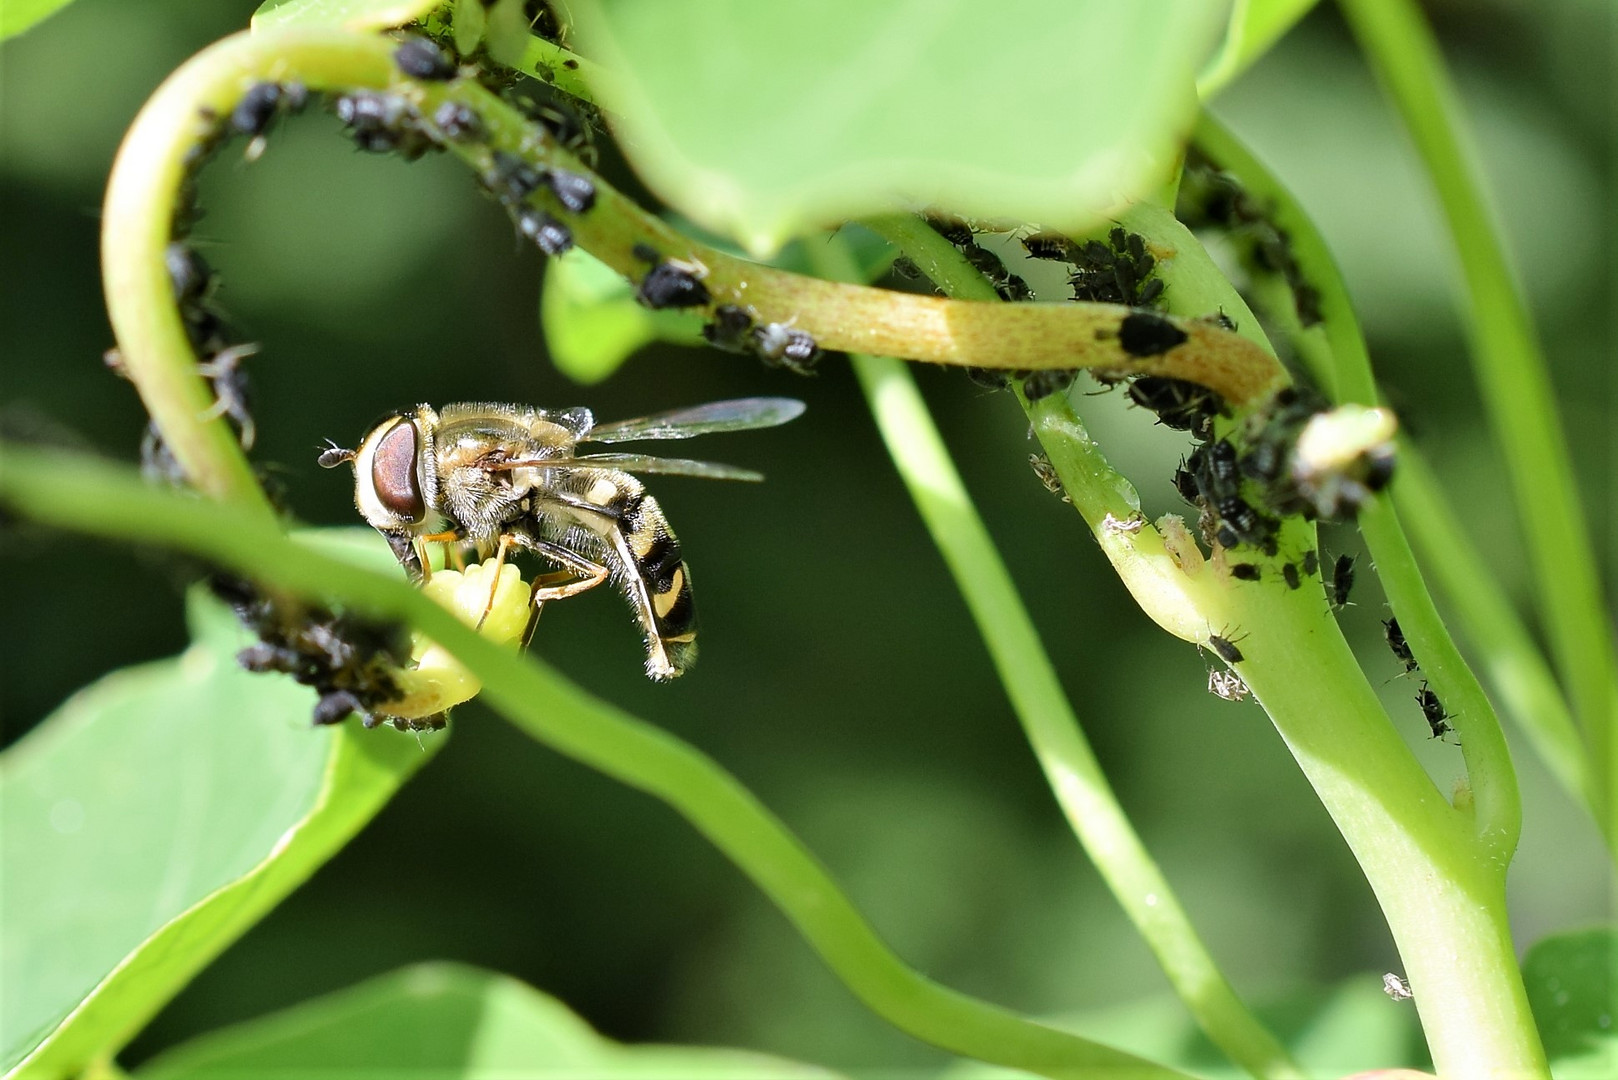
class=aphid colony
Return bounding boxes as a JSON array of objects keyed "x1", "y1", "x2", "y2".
[{"x1": 950, "y1": 222, "x2": 1167, "y2": 400}]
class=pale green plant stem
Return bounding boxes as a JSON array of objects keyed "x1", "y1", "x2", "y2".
[
  {"x1": 810, "y1": 239, "x2": 1301, "y2": 1080},
  {"x1": 1190, "y1": 113, "x2": 1529, "y2": 859},
  {"x1": 0, "y1": 445, "x2": 1188, "y2": 1080},
  {"x1": 1338, "y1": 0, "x2": 1617, "y2": 831},
  {"x1": 1395, "y1": 453, "x2": 1592, "y2": 815},
  {"x1": 867, "y1": 212, "x2": 1549, "y2": 1079}
]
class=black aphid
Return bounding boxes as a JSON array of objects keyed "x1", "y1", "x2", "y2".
[
  {"x1": 545, "y1": 167, "x2": 597, "y2": 214},
  {"x1": 1385, "y1": 617, "x2": 1418, "y2": 672},
  {"x1": 891, "y1": 256, "x2": 921, "y2": 280},
  {"x1": 1230, "y1": 563, "x2": 1261, "y2": 582},
  {"x1": 702, "y1": 304, "x2": 754, "y2": 351},
  {"x1": 165, "y1": 242, "x2": 212, "y2": 303},
  {"x1": 1172, "y1": 460, "x2": 1200, "y2": 504},
  {"x1": 484, "y1": 150, "x2": 545, "y2": 202},
  {"x1": 637, "y1": 261, "x2": 710, "y2": 309},
  {"x1": 1197, "y1": 438, "x2": 1241, "y2": 497},
  {"x1": 1023, "y1": 231, "x2": 1079, "y2": 262},
  {"x1": 231, "y1": 83, "x2": 284, "y2": 136},
  {"x1": 1417, "y1": 683, "x2": 1451, "y2": 739},
  {"x1": 1117, "y1": 312, "x2": 1188, "y2": 357},
  {"x1": 1208, "y1": 634, "x2": 1245, "y2": 665},
  {"x1": 1302, "y1": 549, "x2": 1319, "y2": 576},
  {"x1": 1329, "y1": 554, "x2": 1355, "y2": 610},
  {"x1": 995, "y1": 274, "x2": 1034, "y2": 302},
  {"x1": 1282, "y1": 562, "x2": 1301, "y2": 590},
  {"x1": 1128, "y1": 376, "x2": 1224, "y2": 432},
  {"x1": 517, "y1": 208, "x2": 573, "y2": 256},
  {"x1": 334, "y1": 91, "x2": 430, "y2": 158},
  {"x1": 929, "y1": 214, "x2": 974, "y2": 247},
  {"x1": 1022, "y1": 370, "x2": 1078, "y2": 400},
  {"x1": 394, "y1": 37, "x2": 456, "y2": 80}
]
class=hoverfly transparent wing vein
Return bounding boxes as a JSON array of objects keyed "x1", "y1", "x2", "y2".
[
  {"x1": 486, "y1": 454, "x2": 766, "y2": 482},
  {"x1": 581, "y1": 397, "x2": 805, "y2": 444}
]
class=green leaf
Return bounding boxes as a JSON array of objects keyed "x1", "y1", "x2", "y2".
[
  {"x1": 251, "y1": 0, "x2": 441, "y2": 32},
  {"x1": 1196, "y1": 0, "x2": 1319, "y2": 97},
  {"x1": 483, "y1": 0, "x2": 530, "y2": 67},
  {"x1": 0, "y1": 0, "x2": 78, "y2": 41},
  {"x1": 1523, "y1": 927, "x2": 1617, "y2": 1079},
  {"x1": 1, "y1": 580, "x2": 440, "y2": 1079},
  {"x1": 567, "y1": 0, "x2": 1224, "y2": 255},
  {"x1": 134, "y1": 963, "x2": 846, "y2": 1079},
  {"x1": 541, "y1": 249, "x2": 701, "y2": 384}
]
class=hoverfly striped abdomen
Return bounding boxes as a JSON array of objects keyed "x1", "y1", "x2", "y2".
[{"x1": 566, "y1": 468, "x2": 697, "y2": 680}]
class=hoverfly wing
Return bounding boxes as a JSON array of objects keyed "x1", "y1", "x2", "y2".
[
  {"x1": 569, "y1": 454, "x2": 766, "y2": 482},
  {"x1": 581, "y1": 397, "x2": 805, "y2": 444},
  {"x1": 484, "y1": 453, "x2": 766, "y2": 482}
]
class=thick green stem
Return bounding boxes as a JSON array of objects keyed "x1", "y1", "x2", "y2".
[
  {"x1": 1393, "y1": 453, "x2": 1594, "y2": 822},
  {"x1": 1190, "y1": 111, "x2": 1535, "y2": 859},
  {"x1": 813, "y1": 238, "x2": 1300, "y2": 1080},
  {"x1": 871, "y1": 208, "x2": 1548, "y2": 1079},
  {"x1": 0, "y1": 446, "x2": 1189, "y2": 1080},
  {"x1": 1338, "y1": 0, "x2": 1617, "y2": 831}
]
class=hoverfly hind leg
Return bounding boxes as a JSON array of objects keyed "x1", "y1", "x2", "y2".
[{"x1": 614, "y1": 494, "x2": 697, "y2": 680}]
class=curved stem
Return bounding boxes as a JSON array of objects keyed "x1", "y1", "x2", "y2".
[
  {"x1": 871, "y1": 205, "x2": 1548, "y2": 1079},
  {"x1": 0, "y1": 445, "x2": 1190, "y2": 1080},
  {"x1": 1395, "y1": 452, "x2": 1594, "y2": 826},
  {"x1": 1337, "y1": 0, "x2": 1616, "y2": 831},
  {"x1": 1190, "y1": 112, "x2": 1526, "y2": 860},
  {"x1": 811, "y1": 237, "x2": 1300, "y2": 1080}
]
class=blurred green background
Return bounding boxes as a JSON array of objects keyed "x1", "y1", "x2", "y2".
[{"x1": 1, "y1": 0, "x2": 1610, "y2": 1072}]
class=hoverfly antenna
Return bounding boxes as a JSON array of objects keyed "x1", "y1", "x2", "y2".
[{"x1": 317, "y1": 441, "x2": 356, "y2": 468}]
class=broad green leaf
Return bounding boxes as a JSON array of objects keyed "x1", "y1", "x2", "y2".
[
  {"x1": 567, "y1": 0, "x2": 1225, "y2": 255},
  {"x1": 1523, "y1": 927, "x2": 1617, "y2": 1079},
  {"x1": 1, "y1": 574, "x2": 440, "y2": 1079},
  {"x1": 0, "y1": 0, "x2": 78, "y2": 41},
  {"x1": 135, "y1": 963, "x2": 847, "y2": 1079},
  {"x1": 1196, "y1": 0, "x2": 1319, "y2": 98},
  {"x1": 452, "y1": 0, "x2": 486, "y2": 56},
  {"x1": 483, "y1": 0, "x2": 530, "y2": 67},
  {"x1": 251, "y1": 0, "x2": 441, "y2": 32}
]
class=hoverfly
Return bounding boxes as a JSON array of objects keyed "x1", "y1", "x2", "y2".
[{"x1": 320, "y1": 397, "x2": 804, "y2": 680}]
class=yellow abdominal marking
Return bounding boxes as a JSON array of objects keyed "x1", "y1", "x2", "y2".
[
  {"x1": 652, "y1": 568, "x2": 685, "y2": 618},
  {"x1": 629, "y1": 528, "x2": 656, "y2": 558},
  {"x1": 585, "y1": 477, "x2": 619, "y2": 505}
]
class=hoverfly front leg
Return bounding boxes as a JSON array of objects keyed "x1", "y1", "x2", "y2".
[{"x1": 418, "y1": 528, "x2": 467, "y2": 579}]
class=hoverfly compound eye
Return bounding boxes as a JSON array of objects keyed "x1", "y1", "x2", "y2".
[
  {"x1": 371, "y1": 418, "x2": 425, "y2": 521},
  {"x1": 353, "y1": 414, "x2": 428, "y2": 529}
]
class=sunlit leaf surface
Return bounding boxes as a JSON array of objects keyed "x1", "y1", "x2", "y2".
[
  {"x1": 251, "y1": 0, "x2": 440, "y2": 32},
  {"x1": 0, "y1": 581, "x2": 438, "y2": 1077},
  {"x1": 569, "y1": 0, "x2": 1224, "y2": 254},
  {"x1": 1523, "y1": 927, "x2": 1617, "y2": 1080},
  {"x1": 135, "y1": 963, "x2": 848, "y2": 1079}
]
